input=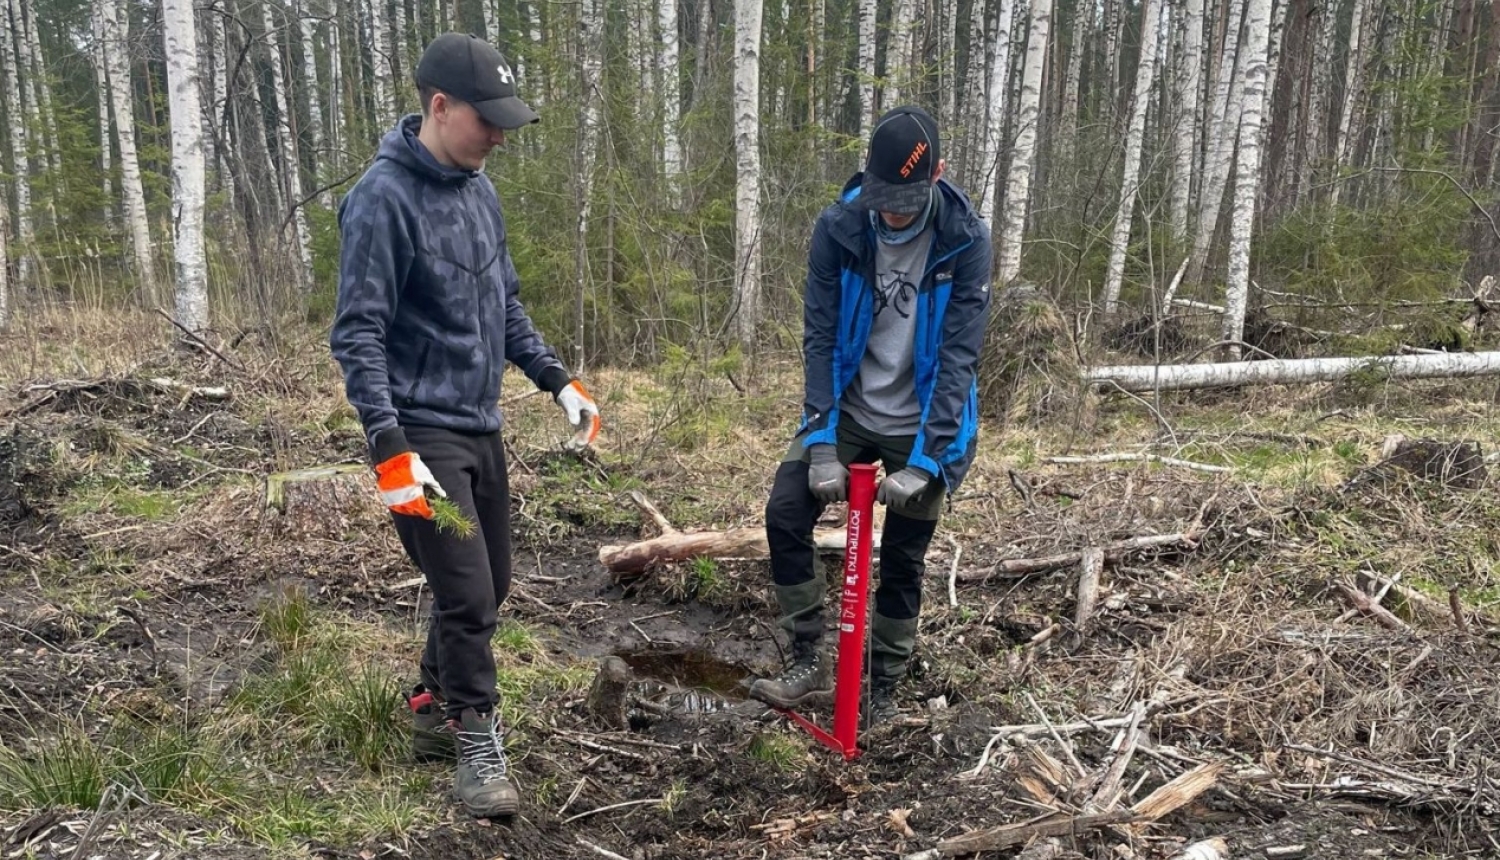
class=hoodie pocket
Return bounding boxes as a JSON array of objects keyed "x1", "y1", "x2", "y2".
[{"x1": 400, "y1": 341, "x2": 433, "y2": 407}]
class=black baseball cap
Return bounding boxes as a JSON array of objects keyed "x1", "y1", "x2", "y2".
[
  {"x1": 856, "y1": 105, "x2": 940, "y2": 215},
  {"x1": 415, "y1": 32, "x2": 539, "y2": 129}
]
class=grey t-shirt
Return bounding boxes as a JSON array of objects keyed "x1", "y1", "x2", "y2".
[{"x1": 841, "y1": 226, "x2": 930, "y2": 436}]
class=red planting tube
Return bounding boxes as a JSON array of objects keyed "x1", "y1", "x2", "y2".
[{"x1": 832, "y1": 463, "x2": 879, "y2": 759}]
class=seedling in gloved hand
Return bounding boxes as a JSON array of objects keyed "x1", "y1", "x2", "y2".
[{"x1": 429, "y1": 495, "x2": 477, "y2": 538}]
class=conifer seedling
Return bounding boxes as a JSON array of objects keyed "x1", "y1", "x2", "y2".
[{"x1": 429, "y1": 495, "x2": 477, "y2": 538}]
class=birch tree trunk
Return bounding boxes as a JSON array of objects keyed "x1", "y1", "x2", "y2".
[
  {"x1": 212, "y1": 11, "x2": 236, "y2": 200},
  {"x1": 525, "y1": 1, "x2": 544, "y2": 106},
  {"x1": 733, "y1": 0, "x2": 763, "y2": 349},
  {"x1": 1188, "y1": 0, "x2": 1246, "y2": 283},
  {"x1": 20, "y1": 0, "x2": 58, "y2": 175},
  {"x1": 886, "y1": 0, "x2": 917, "y2": 104},
  {"x1": 660, "y1": 0, "x2": 682, "y2": 192},
  {"x1": 1328, "y1": 0, "x2": 1369, "y2": 207},
  {"x1": 4, "y1": 0, "x2": 33, "y2": 285},
  {"x1": 164, "y1": 0, "x2": 209, "y2": 334},
  {"x1": 102, "y1": 0, "x2": 157, "y2": 291},
  {"x1": 1086, "y1": 352, "x2": 1500, "y2": 392},
  {"x1": 263, "y1": 0, "x2": 314, "y2": 290},
  {"x1": 0, "y1": 191, "x2": 7, "y2": 327},
  {"x1": 297, "y1": 0, "x2": 326, "y2": 205},
  {"x1": 961, "y1": 0, "x2": 988, "y2": 180},
  {"x1": 91, "y1": 3, "x2": 115, "y2": 225},
  {"x1": 1103, "y1": 0, "x2": 1164, "y2": 312},
  {"x1": 1222, "y1": 0, "x2": 1271, "y2": 356},
  {"x1": 484, "y1": 0, "x2": 499, "y2": 44},
  {"x1": 857, "y1": 0, "x2": 876, "y2": 133},
  {"x1": 997, "y1": 0, "x2": 1051, "y2": 284},
  {"x1": 326, "y1": 2, "x2": 343, "y2": 172},
  {"x1": 575, "y1": 0, "x2": 604, "y2": 372},
  {"x1": 1171, "y1": 0, "x2": 1203, "y2": 242},
  {"x1": 979, "y1": 0, "x2": 1017, "y2": 222},
  {"x1": 1058, "y1": 0, "x2": 1090, "y2": 156},
  {"x1": 810, "y1": 0, "x2": 824, "y2": 126},
  {"x1": 369, "y1": 0, "x2": 395, "y2": 128},
  {"x1": 1298, "y1": 0, "x2": 1335, "y2": 203}
]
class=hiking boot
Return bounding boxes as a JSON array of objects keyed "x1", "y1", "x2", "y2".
[
  {"x1": 450, "y1": 707, "x2": 519, "y2": 818},
  {"x1": 407, "y1": 684, "x2": 455, "y2": 763},
  {"x1": 866, "y1": 676, "x2": 901, "y2": 727},
  {"x1": 749, "y1": 641, "x2": 832, "y2": 709}
]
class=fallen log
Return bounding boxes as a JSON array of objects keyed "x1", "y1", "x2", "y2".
[
  {"x1": 1084, "y1": 350, "x2": 1500, "y2": 392},
  {"x1": 599, "y1": 527, "x2": 881, "y2": 573}
]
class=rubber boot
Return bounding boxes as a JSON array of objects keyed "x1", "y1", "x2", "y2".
[{"x1": 866, "y1": 613, "x2": 919, "y2": 726}]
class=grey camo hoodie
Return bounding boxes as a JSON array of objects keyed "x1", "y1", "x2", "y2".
[{"x1": 330, "y1": 114, "x2": 571, "y2": 462}]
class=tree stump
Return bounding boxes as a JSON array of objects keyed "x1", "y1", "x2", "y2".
[
  {"x1": 584, "y1": 655, "x2": 634, "y2": 731},
  {"x1": 263, "y1": 464, "x2": 380, "y2": 537},
  {"x1": 1347, "y1": 436, "x2": 1488, "y2": 491}
]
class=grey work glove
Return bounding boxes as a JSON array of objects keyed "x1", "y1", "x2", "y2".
[
  {"x1": 807, "y1": 444, "x2": 848, "y2": 504},
  {"x1": 877, "y1": 466, "x2": 934, "y2": 511}
]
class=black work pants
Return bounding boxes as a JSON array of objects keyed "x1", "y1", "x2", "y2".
[
  {"x1": 765, "y1": 418, "x2": 940, "y2": 628},
  {"x1": 389, "y1": 425, "x2": 512, "y2": 720}
]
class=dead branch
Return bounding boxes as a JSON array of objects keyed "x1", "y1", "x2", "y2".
[
  {"x1": 1448, "y1": 586, "x2": 1469, "y2": 633},
  {"x1": 628, "y1": 490, "x2": 677, "y2": 535},
  {"x1": 1085, "y1": 700, "x2": 1147, "y2": 812},
  {"x1": 961, "y1": 530, "x2": 1202, "y2": 583},
  {"x1": 1046, "y1": 453, "x2": 1232, "y2": 474},
  {"x1": 1335, "y1": 581, "x2": 1415, "y2": 634},
  {"x1": 902, "y1": 810, "x2": 1141, "y2": 859},
  {"x1": 1129, "y1": 761, "x2": 1226, "y2": 822}
]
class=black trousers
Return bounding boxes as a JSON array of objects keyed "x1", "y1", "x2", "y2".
[
  {"x1": 389, "y1": 425, "x2": 512, "y2": 719},
  {"x1": 765, "y1": 419, "x2": 940, "y2": 627}
]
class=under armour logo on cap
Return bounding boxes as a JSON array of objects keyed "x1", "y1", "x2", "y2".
[{"x1": 496, "y1": 64, "x2": 513, "y2": 84}]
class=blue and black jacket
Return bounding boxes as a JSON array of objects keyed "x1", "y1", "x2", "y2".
[
  {"x1": 798, "y1": 173, "x2": 993, "y2": 493},
  {"x1": 329, "y1": 115, "x2": 572, "y2": 461}
]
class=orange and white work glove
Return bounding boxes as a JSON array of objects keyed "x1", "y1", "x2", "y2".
[
  {"x1": 374, "y1": 451, "x2": 447, "y2": 519},
  {"x1": 555, "y1": 380, "x2": 601, "y2": 451}
]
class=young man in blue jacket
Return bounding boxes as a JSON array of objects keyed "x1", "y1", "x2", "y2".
[
  {"x1": 329, "y1": 33, "x2": 600, "y2": 819},
  {"x1": 749, "y1": 105, "x2": 992, "y2": 725}
]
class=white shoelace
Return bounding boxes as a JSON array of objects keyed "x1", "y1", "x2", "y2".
[{"x1": 456, "y1": 719, "x2": 510, "y2": 783}]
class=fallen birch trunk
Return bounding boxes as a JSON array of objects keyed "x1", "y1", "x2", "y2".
[
  {"x1": 599, "y1": 491, "x2": 880, "y2": 573},
  {"x1": 1085, "y1": 351, "x2": 1500, "y2": 392}
]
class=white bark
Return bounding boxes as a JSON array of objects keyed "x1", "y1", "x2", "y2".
[
  {"x1": 979, "y1": 0, "x2": 1017, "y2": 223},
  {"x1": 1299, "y1": 0, "x2": 1336, "y2": 203},
  {"x1": 3, "y1": 0, "x2": 32, "y2": 281},
  {"x1": 574, "y1": 0, "x2": 603, "y2": 371},
  {"x1": 886, "y1": 0, "x2": 917, "y2": 104},
  {"x1": 659, "y1": 0, "x2": 682, "y2": 190},
  {"x1": 857, "y1": 0, "x2": 876, "y2": 132},
  {"x1": 1103, "y1": 0, "x2": 1121, "y2": 111},
  {"x1": 213, "y1": 12, "x2": 236, "y2": 198},
  {"x1": 1171, "y1": 0, "x2": 1203, "y2": 241},
  {"x1": 484, "y1": 0, "x2": 499, "y2": 44},
  {"x1": 997, "y1": 0, "x2": 1051, "y2": 284},
  {"x1": 961, "y1": 0, "x2": 987, "y2": 179},
  {"x1": 525, "y1": 1, "x2": 543, "y2": 106},
  {"x1": 1329, "y1": 0, "x2": 1369, "y2": 206},
  {"x1": 733, "y1": 0, "x2": 763, "y2": 348},
  {"x1": 942, "y1": 0, "x2": 958, "y2": 126},
  {"x1": 263, "y1": 0, "x2": 314, "y2": 289},
  {"x1": 326, "y1": 8, "x2": 343, "y2": 173},
  {"x1": 164, "y1": 0, "x2": 209, "y2": 333},
  {"x1": 1189, "y1": 0, "x2": 1246, "y2": 281},
  {"x1": 92, "y1": 3, "x2": 115, "y2": 223},
  {"x1": 0, "y1": 190, "x2": 7, "y2": 327},
  {"x1": 1059, "y1": 0, "x2": 1090, "y2": 151},
  {"x1": 368, "y1": 0, "x2": 395, "y2": 127},
  {"x1": 103, "y1": 0, "x2": 157, "y2": 288},
  {"x1": 1086, "y1": 352, "x2": 1500, "y2": 392},
  {"x1": 19, "y1": 0, "x2": 57, "y2": 174},
  {"x1": 1221, "y1": 0, "x2": 1270, "y2": 355},
  {"x1": 1103, "y1": 0, "x2": 1165, "y2": 312},
  {"x1": 297, "y1": 0, "x2": 325, "y2": 204}
]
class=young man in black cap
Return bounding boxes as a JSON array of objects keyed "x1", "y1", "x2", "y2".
[
  {"x1": 330, "y1": 32, "x2": 600, "y2": 818},
  {"x1": 749, "y1": 105, "x2": 992, "y2": 725}
]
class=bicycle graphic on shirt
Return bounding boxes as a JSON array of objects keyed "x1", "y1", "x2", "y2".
[{"x1": 873, "y1": 269, "x2": 916, "y2": 320}]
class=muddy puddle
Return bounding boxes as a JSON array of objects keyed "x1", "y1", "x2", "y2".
[{"x1": 614, "y1": 647, "x2": 754, "y2": 719}]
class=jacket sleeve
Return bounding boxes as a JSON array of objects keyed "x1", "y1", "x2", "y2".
[
  {"x1": 329, "y1": 183, "x2": 415, "y2": 460},
  {"x1": 800, "y1": 212, "x2": 842, "y2": 445},
  {"x1": 919, "y1": 222, "x2": 992, "y2": 477},
  {"x1": 499, "y1": 235, "x2": 572, "y2": 397}
]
